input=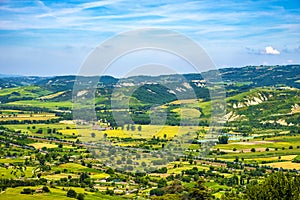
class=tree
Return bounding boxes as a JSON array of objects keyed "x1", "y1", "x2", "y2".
[
  {"x1": 163, "y1": 134, "x2": 167, "y2": 140},
  {"x1": 58, "y1": 143, "x2": 63, "y2": 148},
  {"x1": 131, "y1": 125, "x2": 136, "y2": 131},
  {"x1": 21, "y1": 188, "x2": 34, "y2": 194},
  {"x1": 42, "y1": 186, "x2": 50, "y2": 193},
  {"x1": 77, "y1": 193, "x2": 85, "y2": 200},
  {"x1": 186, "y1": 179, "x2": 212, "y2": 199},
  {"x1": 91, "y1": 132, "x2": 96, "y2": 138},
  {"x1": 218, "y1": 135, "x2": 229, "y2": 144},
  {"x1": 36, "y1": 129, "x2": 43, "y2": 134},
  {"x1": 251, "y1": 148, "x2": 256, "y2": 152},
  {"x1": 158, "y1": 178, "x2": 167, "y2": 188},
  {"x1": 150, "y1": 188, "x2": 164, "y2": 196},
  {"x1": 138, "y1": 125, "x2": 142, "y2": 131},
  {"x1": 245, "y1": 172, "x2": 300, "y2": 200},
  {"x1": 67, "y1": 189, "x2": 77, "y2": 198}
]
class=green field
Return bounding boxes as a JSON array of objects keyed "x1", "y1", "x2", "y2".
[{"x1": 8, "y1": 100, "x2": 72, "y2": 109}]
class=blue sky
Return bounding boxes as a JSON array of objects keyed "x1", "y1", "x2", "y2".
[{"x1": 0, "y1": 0, "x2": 299, "y2": 76}]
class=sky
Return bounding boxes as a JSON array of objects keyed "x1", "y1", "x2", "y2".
[{"x1": 0, "y1": 0, "x2": 299, "y2": 77}]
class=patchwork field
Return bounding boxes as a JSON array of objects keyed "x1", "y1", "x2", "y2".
[
  {"x1": 262, "y1": 161, "x2": 300, "y2": 170},
  {"x1": 0, "y1": 113, "x2": 57, "y2": 121}
]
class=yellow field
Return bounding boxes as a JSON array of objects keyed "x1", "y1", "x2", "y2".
[
  {"x1": 247, "y1": 155, "x2": 297, "y2": 162},
  {"x1": 262, "y1": 161, "x2": 300, "y2": 170},
  {"x1": 59, "y1": 125, "x2": 203, "y2": 143},
  {"x1": 59, "y1": 129, "x2": 80, "y2": 135},
  {"x1": 106, "y1": 125, "x2": 201, "y2": 139},
  {"x1": 43, "y1": 173, "x2": 79, "y2": 180},
  {"x1": 0, "y1": 109, "x2": 23, "y2": 113},
  {"x1": 169, "y1": 99, "x2": 201, "y2": 105},
  {"x1": 90, "y1": 173, "x2": 110, "y2": 179},
  {"x1": 172, "y1": 108, "x2": 201, "y2": 118},
  {"x1": 0, "y1": 113, "x2": 57, "y2": 121},
  {"x1": 39, "y1": 91, "x2": 65, "y2": 100},
  {"x1": 30, "y1": 142, "x2": 58, "y2": 149},
  {"x1": 58, "y1": 163, "x2": 88, "y2": 170}
]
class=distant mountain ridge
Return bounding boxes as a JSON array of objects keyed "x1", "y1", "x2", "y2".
[
  {"x1": 0, "y1": 65, "x2": 299, "y2": 127},
  {"x1": 0, "y1": 65, "x2": 299, "y2": 89}
]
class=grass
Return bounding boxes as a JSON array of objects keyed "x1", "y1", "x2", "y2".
[
  {"x1": 172, "y1": 108, "x2": 201, "y2": 119},
  {"x1": 0, "y1": 186, "x2": 126, "y2": 200},
  {"x1": 0, "y1": 166, "x2": 35, "y2": 179},
  {"x1": 205, "y1": 181, "x2": 229, "y2": 191},
  {"x1": 0, "y1": 186, "x2": 78, "y2": 200},
  {"x1": 0, "y1": 186, "x2": 124, "y2": 200},
  {"x1": 215, "y1": 135, "x2": 300, "y2": 151},
  {"x1": 0, "y1": 158, "x2": 24, "y2": 163},
  {"x1": 4, "y1": 124, "x2": 76, "y2": 136},
  {"x1": 0, "y1": 86, "x2": 50, "y2": 97},
  {"x1": 215, "y1": 148, "x2": 300, "y2": 160},
  {"x1": 8, "y1": 100, "x2": 72, "y2": 109}
]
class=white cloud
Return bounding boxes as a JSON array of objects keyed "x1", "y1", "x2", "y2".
[{"x1": 265, "y1": 46, "x2": 280, "y2": 55}]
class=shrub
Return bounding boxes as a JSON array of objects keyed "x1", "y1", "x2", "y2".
[
  {"x1": 42, "y1": 186, "x2": 50, "y2": 193},
  {"x1": 77, "y1": 193, "x2": 85, "y2": 200},
  {"x1": 218, "y1": 135, "x2": 229, "y2": 144},
  {"x1": 21, "y1": 188, "x2": 34, "y2": 194},
  {"x1": 150, "y1": 188, "x2": 164, "y2": 196},
  {"x1": 67, "y1": 189, "x2": 77, "y2": 198}
]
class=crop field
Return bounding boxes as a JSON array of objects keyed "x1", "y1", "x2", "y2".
[
  {"x1": 30, "y1": 142, "x2": 58, "y2": 149},
  {"x1": 0, "y1": 113, "x2": 57, "y2": 121},
  {"x1": 42, "y1": 173, "x2": 79, "y2": 180},
  {"x1": 0, "y1": 109, "x2": 24, "y2": 113},
  {"x1": 262, "y1": 161, "x2": 300, "y2": 170},
  {"x1": 106, "y1": 125, "x2": 202, "y2": 139},
  {"x1": 167, "y1": 162, "x2": 209, "y2": 174},
  {"x1": 0, "y1": 166, "x2": 35, "y2": 179},
  {"x1": 8, "y1": 100, "x2": 72, "y2": 109},
  {"x1": 1, "y1": 65, "x2": 300, "y2": 199},
  {"x1": 172, "y1": 107, "x2": 201, "y2": 119},
  {"x1": 215, "y1": 135, "x2": 300, "y2": 152},
  {"x1": 0, "y1": 86, "x2": 50, "y2": 97},
  {"x1": 0, "y1": 158, "x2": 24, "y2": 163},
  {"x1": 39, "y1": 91, "x2": 66, "y2": 100}
]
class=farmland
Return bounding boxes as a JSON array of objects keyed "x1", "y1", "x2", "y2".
[{"x1": 0, "y1": 65, "x2": 300, "y2": 199}]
